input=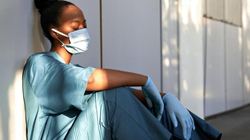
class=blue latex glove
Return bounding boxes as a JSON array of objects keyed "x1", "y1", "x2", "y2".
[
  {"x1": 142, "y1": 76, "x2": 164, "y2": 121},
  {"x1": 163, "y1": 93, "x2": 195, "y2": 140}
]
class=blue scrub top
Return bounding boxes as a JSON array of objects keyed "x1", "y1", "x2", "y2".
[
  {"x1": 22, "y1": 51, "x2": 95, "y2": 139},
  {"x1": 22, "y1": 52, "x2": 222, "y2": 140}
]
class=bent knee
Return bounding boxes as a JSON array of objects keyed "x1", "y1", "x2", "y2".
[{"x1": 103, "y1": 87, "x2": 134, "y2": 103}]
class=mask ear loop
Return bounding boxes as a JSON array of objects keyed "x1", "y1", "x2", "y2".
[
  {"x1": 56, "y1": 38, "x2": 66, "y2": 47},
  {"x1": 51, "y1": 28, "x2": 69, "y2": 37},
  {"x1": 51, "y1": 28, "x2": 69, "y2": 47}
]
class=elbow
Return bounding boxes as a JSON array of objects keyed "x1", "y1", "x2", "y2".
[
  {"x1": 86, "y1": 69, "x2": 108, "y2": 91},
  {"x1": 88, "y1": 76, "x2": 95, "y2": 85}
]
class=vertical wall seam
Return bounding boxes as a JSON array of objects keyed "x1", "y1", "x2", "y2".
[
  {"x1": 160, "y1": 0, "x2": 163, "y2": 92},
  {"x1": 203, "y1": 0, "x2": 207, "y2": 117},
  {"x1": 223, "y1": 0, "x2": 228, "y2": 110},
  {"x1": 100, "y1": 0, "x2": 103, "y2": 68},
  {"x1": 241, "y1": 0, "x2": 244, "y2": 105},
  {"x1": 177, "y1": 0, "x2": 180, "y2": 99}
]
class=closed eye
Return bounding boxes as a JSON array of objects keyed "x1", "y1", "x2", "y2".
[{"x1": 71, "y1": 21, "x2": 80, "y2": 30}]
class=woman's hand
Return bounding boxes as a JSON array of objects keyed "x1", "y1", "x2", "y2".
[
  {"x1": 163, "y1": 93, "x2": 195, "y2": 140},
  {"x1": 141, "y1": 76, "x2": 164, "y2": 121}
]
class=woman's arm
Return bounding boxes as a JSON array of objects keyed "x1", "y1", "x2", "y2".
[
  {"x1": 86, "y1": 68, "x2": 164, "y2": 120},
  {"x1": 86, "y1": 68, "x2": 148, "y2": 91}
]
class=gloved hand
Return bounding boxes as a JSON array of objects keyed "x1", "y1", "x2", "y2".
[
  {"x1": 163, "y1": 93, "x2": 195, "y2": 140},
  {"x1": 141, "y1": 76, "x2": 164, "y2": 121}
]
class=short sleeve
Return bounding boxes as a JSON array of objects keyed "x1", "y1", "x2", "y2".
[{"x1": 28, "y1": 55, "x2": 95, "y2": 114}]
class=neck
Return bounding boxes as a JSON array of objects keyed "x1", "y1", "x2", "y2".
[{"x1": 50, "y1": 43, "x2": 72, "y2": 64}]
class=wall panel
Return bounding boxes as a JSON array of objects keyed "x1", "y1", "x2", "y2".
[
  {"x1": 162, "y1": 0, "x2": 179, "y2": 96},
  {"x1": 179, "y1": 0, "x2": 204, "y2": 118},
  {"x1": 225, "y1": 24, "x2": 243, "y2": 110},
  {"x1": 206, "y1": 0, "x2": 224, "y2": 20},
  {"x1": 242, "y1": 0, "x2": 250, "y2": 105},
  {"x1": 71, "y1": 0, "x2": 101, "y2": 68},
  {"x1": 102, "y1": 0, "x2": 161, "y2": 89},
  {"x1": 225, "y1": 0, "x2": 242, "y2": 26},
  {"x1": 205, "y1": 19, "x2": 226, "y2": 117}
]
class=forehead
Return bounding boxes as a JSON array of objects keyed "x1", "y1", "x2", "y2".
[{"x1": 59, "y1": 5, "x2": 85, "y2": 22}]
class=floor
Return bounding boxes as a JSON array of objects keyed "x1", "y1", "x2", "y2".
[{"x1": 206, "y1": 105, "x2": 250, "y2": 140}]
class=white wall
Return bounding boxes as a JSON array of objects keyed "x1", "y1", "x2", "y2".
[
  {"x1": 205, "y1": 19, "x2": 226, "y2": 116},
  {"x1": 161, "y1": 0, "x2": 179, "y2": 97},
  {"x1": 242, "y1": 0, "x2": 250, "y2": 105},
  {"x1": 102, "y1": 0, "x2": 161, "y2": 90},
  {"x1": 178, "y1": 0, "x2": 204, "y2": 118},
  {"x1": 225, "y1": 0, "x2": 242, "y2": 26},
  {"x1": 71, "y1": 0, "x2": 101, "y2": 68},
  {"x1": 204, "y1": 0, "x2": 250, "y2": 117},
  {"x1": 0, "y1": 1, "x2": 37, "y2": 139},
  {"x1": 206, "y1": 0, "x2": 224, "y2": 20},
  {"x1": 225, "y1": 24, "x2": 243, "y2": 110},
  {"x1": 0, "y1": 0, "x2": 100, "y2": 139}
]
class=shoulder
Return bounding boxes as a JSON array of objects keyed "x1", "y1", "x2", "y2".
[
  {"x1": 23, "y1": 52, "x2": 54, "y2": 84},
  {"x1": 25, "y1": 52, "x2": 56, "y2": 67},
  {"x1": 24, "y1": 52, "x2": 59, "y2": 76}
]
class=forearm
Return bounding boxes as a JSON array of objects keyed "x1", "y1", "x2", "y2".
[{"x1": 86, "y1": 68, "x2": 148, "y2": 91}]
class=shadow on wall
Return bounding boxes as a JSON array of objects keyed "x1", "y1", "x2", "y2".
[
  {"x1": 32, "y1": 2, "x2": 50, "y2": 53},
  {"x1": 0, "y1": 1, "x2": 49, "y2": 140},
  {"x1": 0, "y1": 1, "x2": 15, "y2": 139}
]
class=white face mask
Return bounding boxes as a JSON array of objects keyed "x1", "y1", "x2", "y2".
[{"x1": 51, "y1": 28, "x2": 90, "y2": 55}]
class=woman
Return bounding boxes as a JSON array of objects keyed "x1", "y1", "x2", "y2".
[{"x1": 22, "y1": 0, "x2": 221, "y2": 139}]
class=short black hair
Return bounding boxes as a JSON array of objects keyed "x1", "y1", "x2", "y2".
[{"x1": 34, "y1": 0, "x2": 74, "y2": 44}]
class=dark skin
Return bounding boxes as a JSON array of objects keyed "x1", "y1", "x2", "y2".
[{"x1": 49, "y1": 5, "x2": 167, "y2": 106}]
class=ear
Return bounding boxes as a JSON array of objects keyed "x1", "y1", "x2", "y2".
[{"x1": 49, "y1": 26, "x2": 59, "y2": 39}]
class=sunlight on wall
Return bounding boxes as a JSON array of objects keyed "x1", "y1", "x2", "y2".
[
  {"x1": 190, "y1": 0, "x2": 200, "y2": 31},
  {"x1": 181, "y1": 0, "x2": 202, "y2": 32},
  {"x1": 179, "y1": 0, "x2": 204, "y2": 117},
  {"x1": 8, "y1": 70, "x2": 26, "y2": 140},
  {"x1": 181, "y1": 0, "x2": 190, "y2": 25},
  {"x1": 171, "y1": 59, "x2": 178, "y2": 66},
  {"x1": 239, "y1": 29, "x2": 242, "y2": 50},
  {"x1": 162, "y1": 46, "x2": 170, "y2": 55},
  {"x1": 183, "y1": 80, "x2": 188, "y2": 91},
  {"x1": 164, "y1": 58, "x2": 170, "y2": 67},
  {"x1": 243, "y1": 12, "x2": 247, "y2": 29},
  {"x1": 163, "y1": 0, "x2": 169, "y2": 10},
  {"x1": 204, "y1": 91, "x2": 212, "y2": 99},
  {"x1": 245, "y1": 75, "x2": 250, "y2": 92}
]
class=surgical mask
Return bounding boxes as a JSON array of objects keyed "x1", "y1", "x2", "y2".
[{"x1": 51, "y1": 28, "x2": 90, "y2": 55}]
